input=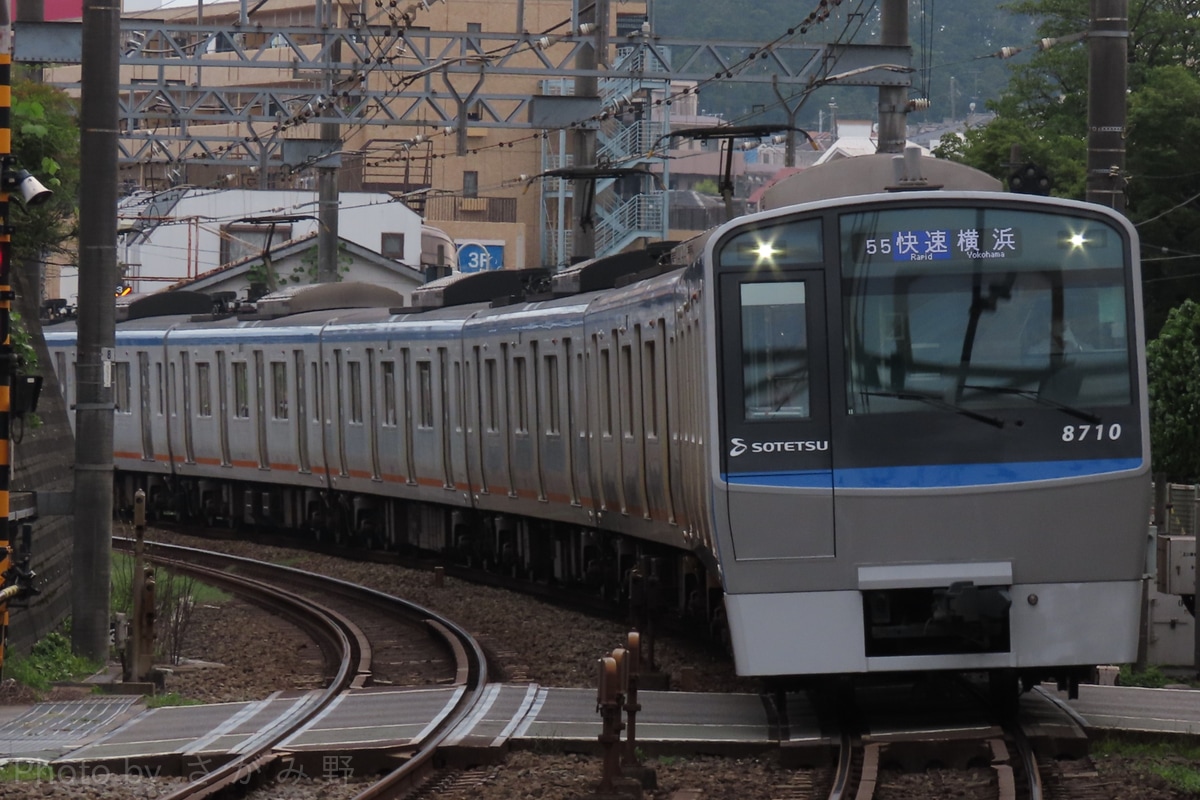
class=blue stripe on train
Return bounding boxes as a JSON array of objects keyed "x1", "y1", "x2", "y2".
[{"x1": 724, "y1": 458, "x2": 1144, "y2": 488}]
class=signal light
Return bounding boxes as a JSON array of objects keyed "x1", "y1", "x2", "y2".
[{"x1": 1008, "y1": 162, "x2": 1052, "y2": 196}]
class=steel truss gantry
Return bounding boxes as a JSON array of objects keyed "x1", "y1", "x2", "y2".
[{"x1": 15, "y1": 18, "x2": 909, "y2": 167}]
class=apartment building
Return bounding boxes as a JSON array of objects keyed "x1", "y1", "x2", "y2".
[{"x1": 51, "y1": 0, "x2": 658, "y2": 272}]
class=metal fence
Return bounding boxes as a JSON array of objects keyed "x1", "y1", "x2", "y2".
[{"x1": 1163, "y1": 484, "x2": 1200, "y2": 536}]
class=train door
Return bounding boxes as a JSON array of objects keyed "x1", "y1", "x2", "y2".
[
  {"x1": 400, "y1": 348, "x2": 415, "y2": 484},
  {"x1": 138, "y1": 352, "x2": 153, "y2": 460},
  {"x1": 216, "y1": 352, "x2": 231, "y2": 466},
  {"x1": 622, "y1": 325, "x2": 649, "y2": 519},
  {"x1": 168, "y1": 359, "x2": 178, "y2": 462},
  {"x1": 334, "y1": 349, "x2": 348, "y2": 476},
  {"x1": 368, "y1": 349, "x2": 381, "y2": 481},
  {"x1": 472, "y1": 346, "x2": 490, "y2": 494},
  {"x1": 294, "y1": 350, "x2": 310, "y2": 473},
  {"x1": 532, "y1": 341, "x2": 549, "y2": 502},
  {"x1": 509, "y1": 346, "x2": 535, "y2": 498},
  {"x1": 181, "y1": 352, "x2": 194, "y2": 464},
  {"x1": 644, "y1": 321, "x2": 674, "y2": 524},
  {"x1": 255, "y1": 351, "x2": 268, "y2": 470},
  {"x1": 718, "y1": 272, "x2": 834, "y2": 560},
  {"x1": 438, "y1": 347, "x2": 453, "y2": 489},
  {"x1": 447, "y1": 353, "x2": 469, "y2": 494},
  {"x1": 564, "y1": 338, "x2": 584, "y2": 507}
]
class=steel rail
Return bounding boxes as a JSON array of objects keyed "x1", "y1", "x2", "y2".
[
  {"x1": 112, "y1": 537, "x2": 490, "y2": 799},
  {"x1": 826, "y1": 732, "x2": 857, "y2": 800},
  {"x1": 125, "y1": 559, "x2": 364, "y2": 799}
]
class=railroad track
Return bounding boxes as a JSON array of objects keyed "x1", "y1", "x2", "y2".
[
  {"x1": 784, "y1": 677, "x2": 1068, "y2": 800},
  {"x1": 823, "y1": 728, "x2": 1042, "y2": 800},
  {"x1": 111, "y1": 538, "x2": 489, "y2": 800}
]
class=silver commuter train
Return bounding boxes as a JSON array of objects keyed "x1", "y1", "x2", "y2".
[{"x1": 45, "y1": 189, "x2": 1150, "y2": 692}]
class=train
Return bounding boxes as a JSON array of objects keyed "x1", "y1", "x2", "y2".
[{"x1": 44, "y1": 183, "x2": 1150, "y2": 696}]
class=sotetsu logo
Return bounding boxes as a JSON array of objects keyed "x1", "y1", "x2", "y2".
[{"x1": 729, "y1": 437, "x2": 829, "y2": 457}]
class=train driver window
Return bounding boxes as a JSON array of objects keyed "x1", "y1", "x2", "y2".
[{"x1": 741, "y1": 281, "x2": 809, "y2": 420}]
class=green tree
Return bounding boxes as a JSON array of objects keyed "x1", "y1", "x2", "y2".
[
  {"x1": 941, "y1": 1, "x2": 1200, "y2": 336},
  {"x1": 1146, "y1": 300, "x2": 1200, "y2": 482},
  {"x1": 9, "y1": 79, "x2": 80, "y2": 269}
]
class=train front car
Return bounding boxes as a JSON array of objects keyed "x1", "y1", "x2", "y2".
[{"x1": 706, "y1": 191, "x2": 1149, "y2": 693}]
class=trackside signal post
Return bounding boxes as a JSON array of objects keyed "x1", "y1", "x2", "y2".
[
  {"x1": 0, "y1": 7, "x2": 12, "y2": 670},
  {"x1": 0, "y1": 5, "x2": 39, "y2": 669}
]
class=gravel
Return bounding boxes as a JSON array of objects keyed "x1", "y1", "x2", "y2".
[{"x1": 2, "y1": 530, "x2": 1195, "y2": 799}]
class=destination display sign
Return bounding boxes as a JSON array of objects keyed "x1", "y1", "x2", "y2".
[{"x1": 860, "y1": 226, "x2": 1021, "y2": 262}]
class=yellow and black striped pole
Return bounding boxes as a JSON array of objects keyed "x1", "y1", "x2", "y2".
[{"x1": 0, "y1": 3, "x2": 14, "y2": 670}]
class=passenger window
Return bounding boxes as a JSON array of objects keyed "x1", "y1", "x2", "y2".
[
  {"x1": 417, "y1": 361, "x2": 433, "y2": 428},
  {"x1": 545, "y1": 354, "x2": 560, "y2": 435},
  {"x1": 114, "y1": 362, "x2": 131, "y2": 414},
  {"x1": 382, "y1": 361, "x2": 397, "y2": 426},
  {"x1": 514, "y1": 357, "x2": 528, "y2": 434},
  {"x1": 196, "y1": 359, "x2": 211, "y2": 417},
  {"x1": 233, "y1": 362, "x2": 249, "y2": 418},
  {"x1": 271, "y1": 361, "x2": 288, "y2": 420},
  {"x1": 348, "y1": 361, "x2": 363, "y2": 424}
]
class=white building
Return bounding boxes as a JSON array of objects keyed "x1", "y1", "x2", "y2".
[
  {"x1": 55, "y1": 188, "x2": 433, "y2": 306},
  {"x1": 172, "y1": 232, "x2": 427, "y2": 306}
]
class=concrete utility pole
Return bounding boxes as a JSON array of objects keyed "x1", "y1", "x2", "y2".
[
  {"x1": 1086, "y1": 0, "x2": 1127, "y2": 212},
  {"x1": 569, "y1": 0, "x2": 605, "y2": 264},
  {"x1": 877, "y1": 0, "x2": 909, "y2": 154},
  {"x1": 316, "y1": 0, "x2": 340, "y2": 283},
  {"x1": 72, "y1": 0, "x2": 120, "y2": 662},
  {"x1": 316, "y1": 129, "x2": 340, "y2": 282}
]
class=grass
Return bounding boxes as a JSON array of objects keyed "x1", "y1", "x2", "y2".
[
  {"x1": 1094, "y1": 735, "x2": 1200, "y2": 795},
  {"x1": 1118, "y1": 664, "x2": 1200, "y2": 689},
  {"x1": 145, "y1": 692, "x2": 202, "y2": 709},
  {"x1": 0, "y1": 761, "x2": 55, "y2": 782},
  {"x1": 3, "y1": 631, "x2": 101, "y2": 692},
  {"x1": 111, "y1": 551, "x2": 231, "y2": 614}
]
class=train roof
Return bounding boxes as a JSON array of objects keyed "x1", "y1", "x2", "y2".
[
  {"x1": 411, "y1": 268, "x2": 552, "y2": 310},
  {"x1": 760, "y1": 151, "x2": 1002, "y2": 208},
  {"x1": 550, "y1": 242, "x2": 679, "y2": 295},
  {"x1": 116, "y1": 290, "x2": 214, "y2": 322},
  {"x1": 247, "y1": 282, "x2": 406, "y2": 319}
]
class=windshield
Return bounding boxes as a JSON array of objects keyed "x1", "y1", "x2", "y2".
[{"x1": 841, "y1": 206, "x2": 1133, "y2": 416}]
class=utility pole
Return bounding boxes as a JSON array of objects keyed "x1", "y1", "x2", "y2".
[
  {"x1": 1086, "y1": 0, "x2": 1127, "y2": 212},
  {"x1": 316, "y1": 0, "x2": 340, "y2": 283},
  {"x1": 771, "y1": 76, "x2": 803, "y2": 167},
  {"x1": 570, "y1": 0, "x2": 604, "y2": 264},
  {"x1": 877, "y1": 0, "x2": 908, "y2": 154},
  {"x1": 317, "y1": 120, "x2": 340, "y2": 283},
  {"x1": 72, "y1": 0, "x2": 120, "y2": 662}
]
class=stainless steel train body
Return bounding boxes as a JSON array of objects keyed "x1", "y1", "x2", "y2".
[{"x1": 45, "y1": 190, "x2": 1150, "y2": 685}]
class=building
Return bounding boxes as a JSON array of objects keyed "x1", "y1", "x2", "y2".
[
  {"x1": 48, "y1": 0, "x2": 656, "y2": 271},
  {"x1": 51, "y1": 188, "x2": 435, "y2": 306},
  {"x1": 170, "y1": 232, "x2": 427, "y2": 305}
]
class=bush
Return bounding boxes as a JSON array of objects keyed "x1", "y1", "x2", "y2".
[{"x1": 5, "y1": 631, "x2": 100, "y2": 691}]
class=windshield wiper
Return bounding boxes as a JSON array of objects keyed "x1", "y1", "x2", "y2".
[
  {"x1": 959, "y1": 384, "x2": 1101, "y2": 424},
  {"x1": 861, "y1": 390, "x2": 1005, "y2": 428}
]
